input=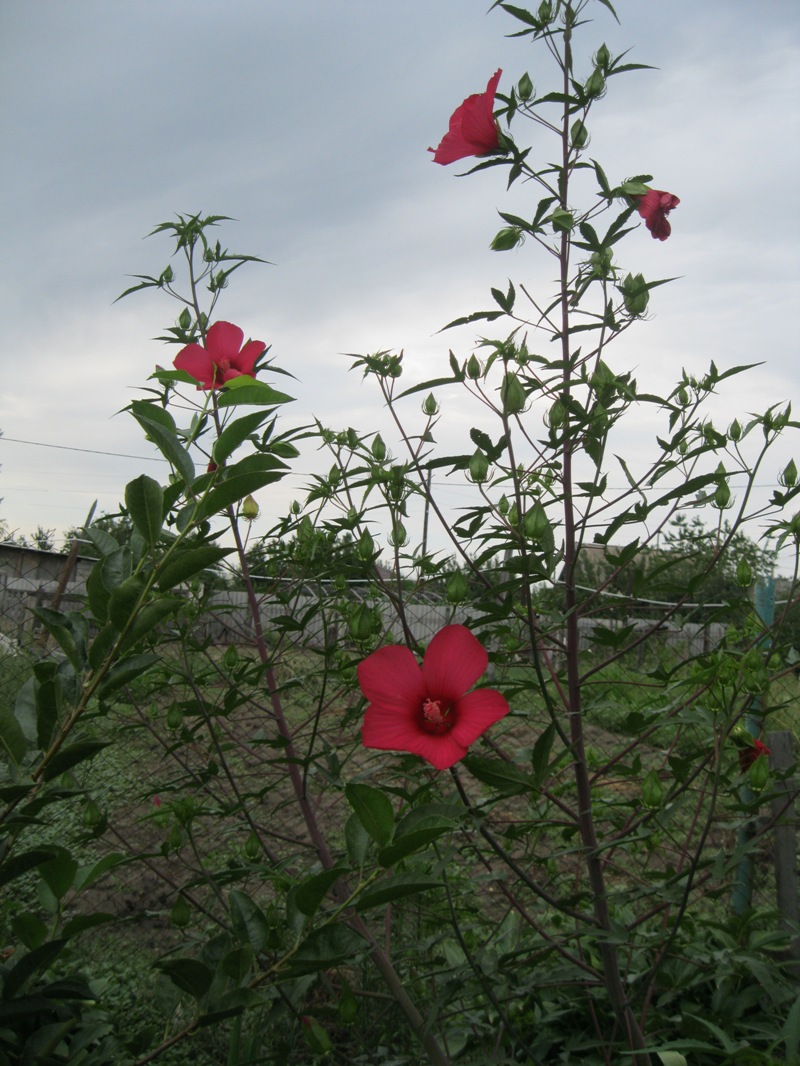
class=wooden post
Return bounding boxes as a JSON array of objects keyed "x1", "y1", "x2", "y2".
[{"x1": 767, "y1": 729, "x2": 800, "y2": 978}]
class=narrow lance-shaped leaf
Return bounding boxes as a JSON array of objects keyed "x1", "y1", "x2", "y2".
[{"x1": 125, "y1": 475, "x2": 164, "y2": 545}]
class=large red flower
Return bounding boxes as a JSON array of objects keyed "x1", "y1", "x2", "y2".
[
  {"x1": 358, "y1": 624, "x2": 510, "y2": 770},
  {"x1": 634, "y1": 188, "x2": 680, "y2": 241},
  {"x1": 429, "y1": 69, "x2": 503, "y2": 165},
  {"x1": 173, "y1": 321, "x2": 265, "y2": 390}
]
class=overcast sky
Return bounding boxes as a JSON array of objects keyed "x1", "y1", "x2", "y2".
[{"x1": 0, "y1": 0, "x2": 798, "y2": 570}]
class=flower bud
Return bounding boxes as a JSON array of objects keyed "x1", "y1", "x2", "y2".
[
  {"x1": 523, "y1": 502, "x2": 550, "y2": 542},
  {"x1": 171, "y1": 895, "x2": 191, "y2": 928},
  {"x1": 641, "y1": 770, "x2": 665, "y2": 810},
  {"x1": 178, "y1": 307, "x2": 192, "y2": 330},
  {"x1": 244, "y1": 831, "x2": 261, "y2": 861},
  {"x1": 749, "y1": 752, "x2": 770, "y2": 792},
  {"x1": 445, "y1": 570, "x2": 469, "y2": 604},
  {"x1": 781, "y1": 458, "x2": 797, "y2": 487},
  {"x1": 82, "y1": 799, "x2": 103, "y2": 828},
  {"x1": 537, "y1": 0, "x2": 552, "y2": 23},
  {"x1": 358, "y1": 529, "x2": 375, "y2": 561},
  {"x1": 677, "y1": 388, "x2": 689, "y2": 407},
  {"x1": 517, "y1": 72, "x2": 533, "y2": 101},
  {"x1": 595, "y1": 43, "x2": 611, "y2": 70},
  {"x1": 168, "y1": 826, "x2": 184, "y2": 851},
  {"x1": 548, "y1": 398, "x2": 565, "y2": 428},
  {"x1": 241, "y1": 494, "x2": 259, "y2": 521},
  {"x1": 389, "y1": 521, "x2": 408, "y2": 548},
  {"x1": 167, "y1": 705, "x2": 183, "y2": 731},
  {"x1": 422, "y1": 393, "x2": 439, "y2": 416},
  {"x1": 501, "y1": 371, "x2": 527, "y2": 415},
  {"x1": 467, "y1": 354, "x2": 483, "y2": 380},
  {"x1": 585, "y1": 69, "x2": 605, "y2": 98},
  {"x1": 371, "y1": 434, "x2": 387, "y2": 462},
  {"x1": 728, "y1": 419, "x2": 742, "y2": 441},
  {"x1": 498, "y1": 494, "x2": 510, "y2": 516},
  {"x1": 735, "y1": 558, "x2": 753, "y2": 588},
  {"x1": 570, "y1": 120, "x2": 589, "y2": 149},
  {"x1": 468, "y1": 449, "x2": 490, "y2": 484},
  {"x1": 713, "y1": 479, "x2": 731, "y2": 509},
  {"x1": 621, "y1": 273, "x2": 649, "y2": 316},
  {"x1": 301, "y1": 1016, "x2": 332, "y2": 1056}
]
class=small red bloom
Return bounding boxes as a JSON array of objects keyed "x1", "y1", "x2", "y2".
[
  {"x1": 738, "y1": 737, "x2": 771, "y2": 773},
  {"x1": 429, "y1": 70, "x2": 503, "y2": 165},
  {"x1": 357, "y1": 624, "x2": 510, "y2": 770},
  {"x1": 152, "y1": 795, "x2": 161, "y2": 807},
  {"x1": 173, "y1": 321, "x2": 265, "y2": 390},
  {"x1": 634, "y1": 188, "x2": 680, "y2": 241}
]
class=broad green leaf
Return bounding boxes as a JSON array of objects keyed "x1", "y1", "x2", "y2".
[
  {"x1": 11, "y1": 912, "x2": 48, "y2": 950},
  {"x1": 97, "y1": 652, "x2": 158, "y2": 698},
  {"x1": 212, "y1": 410, "x2": 274, "y2": 464},
  {"x1": 2, "y1": 939, "x2": 68, "y2": 999},
  {"x1": 73, "y1": 853, "x2": 131, "y2": 891},
  {"x1": 41, "y1": 739, "x2": 111, "y2": 781},
  {"x1": 13, "y1": 677, "x2": 38, "y2": 744},
  {"x1": 287, "y1": 926, "x2": 364, "y2": 976},
  {"x1": 295, "y1": 867, "x2": 347, "y2": 917},
  {"x1": 229, "y1": 889, "x2": 271, "y2": 954},
  {"x1": 194, "y1": 456, "x2": 288, "y2": 521},
  {"x1": 461, "y1": 754, "x2": 533, "y2": 794},
  {"x1": 132, "y1": 410, "x2": 195, "y2": 485},
  {"x1": 216, "y1": 379, "x2": 293, "y2": 408},
  {"x1": 345, "y1": 813, "x2": 370, "y2": 867},
  {"x1": 118, "y1": 596, "x2": 184, "y2": 653},
  {"x1": 0, "y1": 846, "x2": 59, "y2": 886},
  {"x1": 155, "y1": 545, "x2": 233, "y2": 590},
  {"x1": 378, "y1": 827, "x2": 452, "y2": 868},
  {"x1": 355, "y1": 874, "x2": 444, "y2": 911},
  {"x1": 31, "y1": 609, "x2": 88, "y2": 674},
  {"x1": 61, "y1": 912, "x2": 116, "y2": 939},
  {"x1": 40, "y1": 847, "x2": 78, "y2": 900},
  {"x1": 155, "y1": 958, "x2": 214, "y2": 1000},
  {"x1": 125, "y1": 474, "x2": 164, "y2": 545},
  {"x1": 345, "y1": 783, "x2": 394, "y2": 846},
  {"x1": 108, "y1": 575, "x2": 145, "y2": 630},
  {"x1": 0, "y1": 705, "x2": 28, "y2": 764}
]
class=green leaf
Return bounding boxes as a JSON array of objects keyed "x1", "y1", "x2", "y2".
[
  {"x1": 287, "y1": 926, "x2": 364, "y2": 976},
  {"x1": 345, "y1": 813, "x2": 370, "y2": 867},
  {"x1": 73, "y1": 852, "x2": 131, "y2": 891},
  {"x1": 97, "y1": 652, "x2": 159, "y2": 698},
  {"x1": 0, "y1": 705, "x2": 28, "y2": 765},
  {"x1": 108, "y1": 575, "x2": 145, "y2": 630},
  {"x1": 2, "y1": 939, "x2": 68, "y2": 999},
  {"x1": 212, "y1": 410, "x2": 274, "y2": 464},
  {"x1": 461, "y1": 754, "x2": 533, "y2": 794},
  {"x1": 41, "y1": 739, "x2": 111, "y2": 781},
  {"x1": 378, "y1": 828, "x2": 451, "y2": 868},
  {"x1": 355, "y1": 874, "x2": 444, "y2": 911},
  {"x1": 0, "y1": 847, "x2": 59, "y2": 887},
  {"x1": 345, "y1": 783, "x2": 394, "y2": 846},
  {"x1": 155, "y1": 545, "x2": 233, "y2": 590},
  {"x1": 125, "y1": 475, "x2": 164, "y2": 546},
  {"x1": 783, "y1": 993, "x2": 800, "y2": 1063},
  {"x1": 155, "y1": 958, "x2": 214, "y2": 1000},
  {"x1": 131, "y1": 409, "x2": 195, "y2": 485},
  {"x1": 229, "y1": 889, "x2": 271, "y2": 954},
  {"x1": 40, "y1": 847, "x2": 78, "y2": 900},
  {"x1": 30, "y1": 609, "x2": 88, "y2": 674},
  {"x1": 118, "y1": 597, "x2": 184, "y2": 653},
  {"x1": 194, "y1": 455, "x2": 288, "y2": 521},
  {"x1": 215, "y1": 379, "x2": 293, "y2": 408},
  {"x1": 295, "y1": 867, "x2": 347, "y2": 917}
]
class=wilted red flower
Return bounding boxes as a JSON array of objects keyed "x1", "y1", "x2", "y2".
[
  {"x1": 634, "y1": 188, "x2": 680, "y2": 241},
  {"x1": 738, "y1": 737, "x2": 771, "y2": 773},
  {"x1": 173, "y1": 321, "x2": 265, "y2": 390},
  {"x1": 358, "y1": 624, "x2": 510, "y2": 770},
  {"x1": 429, "y1": 69, "x2": 503, "y2": 165}
]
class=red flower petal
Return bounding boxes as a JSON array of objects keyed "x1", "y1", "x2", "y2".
[
  {"x1": 449, "y1": 689, "x2": 510, "y2": 749},
  {"x1": 634, "y1": 188, "x2": 680, "y2": 241},
  {"x1": 357, "y1": 645, "x2": 426, "y2": 713},
  {"x1": 421, "y1": 625, "x2": 488, "y2": 703},
  {"x1": 430, "y1": 69, "x2": 502, "y2": 165},
  {"x1": 234, "y1": 338, "x2": 266, "y2": 376},
  {"x1": 173, "y1": 344, "x2": 216, "y2": 389},
  {"x1": 205, "y1": 321, "x2": 244, "y2": 364}
]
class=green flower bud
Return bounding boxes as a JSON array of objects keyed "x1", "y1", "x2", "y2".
[
  {"x1": 508, "y1": 503, "x2": 519, "y2": 527},
  {"x1": 781, "y1": 458, "x2": 797, "y2": 487},
  {"x1": 371, "y1": 434, "x2": 387, "y2": 462},
  {"x1": 523, "y1": 502, "x2": 550, "y2": 542},
  {"x1": 244, "y1": 831, "x2": 261, "y2": 861},
  {"x1": 621, "y1": 272, "x2": 649, "y2": 316},
  {"x1": 168, "y1": 826, "x2": 184, "y2": 851},
  {"x1": 469, "y1": 449, "x2": 490, "y2": 483},
  {"x1": 491, "y1": 226, "x2": 522, "y2": 251},
  {"x1": 467, "y1": 354, "x2": 483, "y2": 380},
  {"x1": 445, "y1": 570, "x2": 469, "y2": 604},
  {"x1": 171, "y1": 895, "x2": 191, "y2": 928},
  {"x1": 517, "y1": 72, "x2": 533, "y2": 101},
  {"x1": 301, "y1": 1016, "x2": 332, "y2": 1056},
  {"x1": 241, "y1": 494, "x2": 259, "y2": 521},
  {"x1": 677, "y1": 387, "x2": 690, "y2": 407},
  {"x1": 82, "y1": 799, "x2": 103, "y2": 828},
  {"x1": 389, "y1": 521, "x2": 408, "y2": 548},
  {"x1": 790, "y1": 512, "x2": 800, "y2": 539},
  {"x1": 728, "y1": 419, "x2": 742, "y2": 441},
  {"x1": 501, "y1": 371, "x2": 527, "y2": 415},
  {"x1": 166, "y1": 705, "x2": 183, "y2": 731},
  {"x1": 585, "y1": 69, "x2": 606, "y2": 98},
  {"x1": 422, "y1": 393, "x2": 439, "y2": 416},
  {"x1": 595, "y1": 43, "x2": 611, "y2": 70},
  {"x1": 178, "y1": 307, "x2": 192, "y2": 331},
  {"x1": 735, "y1": 558, "x2": 753, "y2": 588},
  {"x1": 358, "y1": 529, "x2": 375, "y2": 560},
  {"x1": 291, "y1": 499, "x2": 301, "y2": 514},
  {"x1": 713, "y1": 479, "x2": 731, "y2": 509},
  {"x1": 537, "y1": 0, "x2": 552, "y2": 23},
  {"x1": 749, "y1": 752, "x2": 770, "y2": 792},
  {"x1": 548, "y1": 398, "x2": 565, "y2": 428},
  {"x1": 570, "y1": 120, "x2": 589, "y2": 149},
  {"x1": 349, "y1": 604, "x2": 378, "y2": 642},
  {"x1": 498, "y1": 494, "x2": 510, "y2": 516},
  {"x1": 641, "y1": 769, "x2": 665, "y2": 810},
  {"x1": 550, "y1": 207, "x2": 574, "y2": 233}
]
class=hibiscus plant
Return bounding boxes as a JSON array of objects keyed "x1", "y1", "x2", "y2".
[{"x1": 1, "y1": 3, "x2": 798, "y2": 1066}]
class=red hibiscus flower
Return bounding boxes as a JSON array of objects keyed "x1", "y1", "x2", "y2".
[
  {"x1": 357, "y1": 624, "x2": 510, "y2": 770},
  {"x1": 738, "y1": 737, "x2": 771, "y2": 773},
  {"x1": 429, "y1": 69, "x2": 503, "y2": 165},
  {"x1": 634, "y1": 188, "x2": 680, "y2": 241},
  {"x1": 173, "y1": 321, "x2": 265, "y2": 390}
]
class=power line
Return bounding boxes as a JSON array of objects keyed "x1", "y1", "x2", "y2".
[{"x1": 0, "y1": 436, "x2": 165, "y2": 462}]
